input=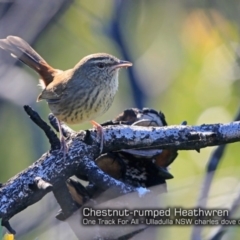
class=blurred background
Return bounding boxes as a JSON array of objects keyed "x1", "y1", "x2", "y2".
[{"x1": 1, "y1": 0, "x2": 240, "y2": 239}]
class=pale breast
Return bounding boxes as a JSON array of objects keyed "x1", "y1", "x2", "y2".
[{"x1": 48, "y1": 76, "x2": 118, "y2": 124}]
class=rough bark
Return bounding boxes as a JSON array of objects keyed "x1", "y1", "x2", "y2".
[{"x1": 1, "y1": 112, "x2": 240, "y2": 233}]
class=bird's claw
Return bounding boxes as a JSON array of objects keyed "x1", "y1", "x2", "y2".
[
  {"x1": 60, "y1": 136, "x2": 68, "y2": 158},
  {"x1": 91, "y1": 120, "x2": 104, "y2": 154}
]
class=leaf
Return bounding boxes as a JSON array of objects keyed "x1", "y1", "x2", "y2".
[{"x1": 3, "y1": 234, "x2": 14, "y2": 240}]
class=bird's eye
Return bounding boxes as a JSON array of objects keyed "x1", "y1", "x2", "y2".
[{"x1": 97, "y1": 63, "x2": 104, "y2": 69}]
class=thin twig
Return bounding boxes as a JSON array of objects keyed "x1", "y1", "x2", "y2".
[
  {"x1": 191, "y1": 108, "x2": 240, "y2": 240},
  {"x1": 24, "y1": 105, "x2": 60, "y2": 150},
  {"x1": 48, "y1": 113, "x2": 75, "y2": 138},
  {"x1": 109, "y1": 0, "x2": 146, "y2": 108}
]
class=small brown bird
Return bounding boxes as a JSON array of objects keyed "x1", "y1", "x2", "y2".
[{"x1": 0, "y1": 36, "x2": 132, "y2": 153}]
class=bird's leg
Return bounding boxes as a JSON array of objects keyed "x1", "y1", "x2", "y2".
[
  {"x1": 90, "y1": 120, "x2": 104, "y2": 153},
  {"x1": 57, "y1": 118, "x2": 68, "y2": 156}
]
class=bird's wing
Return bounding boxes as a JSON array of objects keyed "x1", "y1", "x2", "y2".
[{"x1": 37, "y1": 70, "x2": 73, "y2": 102}]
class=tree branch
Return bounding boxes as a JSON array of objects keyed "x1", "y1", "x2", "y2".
[
  {"x1": 103, "y1": 121, "x2": 240, "y2": 151},
  {"x1": 1, "y1": 108, "x2": 240, "y2": 233},
  {"x1": 24, "y1": 105, "x2": 60, "y2": 150}
]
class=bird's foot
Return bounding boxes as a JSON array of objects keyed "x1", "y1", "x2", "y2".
[
  {"x1": 56, "y1": 118, "x2": 68, "y2": 157},
  {"x1": 91, "y1": 120, "x2": 104, "y2": 153},
  {"x1": 60, "y1": 135, "x2": 68, "y2": 158}
]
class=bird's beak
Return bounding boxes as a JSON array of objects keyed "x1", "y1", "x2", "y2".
[{"x1": 113, "y1": 60, "x2": 133, "y2": 69}]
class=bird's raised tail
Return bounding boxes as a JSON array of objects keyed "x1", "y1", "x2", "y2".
[{"x1": 0, "y1": 35, "x2": 57, "y2": 87}]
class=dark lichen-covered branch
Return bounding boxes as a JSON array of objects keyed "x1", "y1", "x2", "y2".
[
  {"x1": 1, "y1": 113, "x2": 240, "y2": 230},
  {"x1": 24, "y1": 105, "x2": 60, "y2": 150},
  {"x1": 103, "y1": 121, "x2": 240, "y2": 152}
]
